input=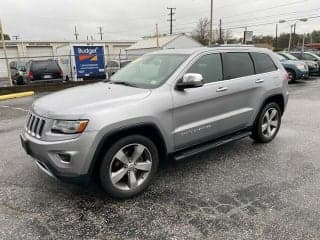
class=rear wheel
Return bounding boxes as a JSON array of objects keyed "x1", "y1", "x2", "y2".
[
  {"x1": 251, "y1": 102, "x2": 281, "y2": 143},
  {"x1": 99, "y1": 135, "x2": 159, "y2": 198}
]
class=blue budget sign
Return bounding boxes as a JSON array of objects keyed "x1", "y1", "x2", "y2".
[{"x1": 73, "y1": 46, "x2": 105, "y2": 78}]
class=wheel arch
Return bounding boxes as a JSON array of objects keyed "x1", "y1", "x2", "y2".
[
  {"x1": 260, "y1": 94, "x2": 285, "y2": 116},
  {"x1": 88, "y1": 123, "x2": 168, "y2": 177}
]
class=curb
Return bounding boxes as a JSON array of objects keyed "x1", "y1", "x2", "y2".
[{"x1": 0, "y1": 91, "x2": 35, "y2": 101}]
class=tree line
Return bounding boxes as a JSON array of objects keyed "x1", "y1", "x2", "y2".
[{"x1": 192, "y1": 17, "x2": 320, "y2": 50}]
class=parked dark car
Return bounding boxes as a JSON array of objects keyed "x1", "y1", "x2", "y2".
[
  {"x1": 26, "y1": 60, "x2": 64, "y2": 83},
  {"x1": 278, "y1": 52, "x2": 319, "y2": 75},
  {"x1": 290, "y1": 52, "x2": 320, "y2": 75},
  {"x1": 106, "y1": 60, "x2": 131, "y2": 78},
  {"x1": 275, "y1": 53, "x2": 308, "y2": 82},
  {"x1": 9, "y1": 61, "x2": 27, "y2": 85}
]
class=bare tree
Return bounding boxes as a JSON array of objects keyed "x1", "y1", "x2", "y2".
[{"x1": 192, "y1": 17, "x2": 210, "y2": 46}]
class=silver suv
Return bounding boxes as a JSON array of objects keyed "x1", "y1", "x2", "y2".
[{"x1": 21, "y1": 47, "x2": 289, "y2": 198}]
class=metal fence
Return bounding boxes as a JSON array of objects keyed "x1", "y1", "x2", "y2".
[{"x1": 0, "y1": 53, "x2": 143, "y2": 87}]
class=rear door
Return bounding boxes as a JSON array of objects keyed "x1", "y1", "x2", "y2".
[
  {"x1": 249, "y1": 52, "x2": 280, "y2": 122},
  {"x1": 172, "y1": 52, "x2": 258, "y2": 150}
]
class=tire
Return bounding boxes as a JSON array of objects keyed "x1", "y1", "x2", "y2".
[
  {"x1": 251, "y1": 102, "x2": 282, "y2": 143},
  {"x1": 17, "y1": 77, "x2": 24, "y2": 85},
  {"x1": 286, "y1": 69, "x2": 296, "y2": 83},
  {"x1": 99, "y1": 135, "x2": 159, "y2": 198}
]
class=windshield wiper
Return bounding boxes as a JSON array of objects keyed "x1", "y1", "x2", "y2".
[{"x1": 110, "y1": 81, "x2": 137, "y2": 87}]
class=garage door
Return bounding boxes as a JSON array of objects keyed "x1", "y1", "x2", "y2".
[
  {"x1": 0, "y1": 47, "x2": 19, "y2": 78},
  {"x1": 26, "y1": 46, "x2": 54, "y2": 60}
]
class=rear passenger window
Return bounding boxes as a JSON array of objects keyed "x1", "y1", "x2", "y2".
[
  {"x1": 251, "y1": 52, "x2": 277, "y2": 74},
  {"x1": 187, "y1": 54, "x2": 223, "y2": 83},
  {"x1": 222, "y1": 53, "x2": 254, "y2": 80}
]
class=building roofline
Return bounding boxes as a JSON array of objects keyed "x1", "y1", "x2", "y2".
[{"x1": 2, "y1": 40, "x2": 136, "y2": 44}]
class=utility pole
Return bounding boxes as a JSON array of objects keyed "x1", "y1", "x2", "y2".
[
  {"x1": 302, "y1": 33, "x2": 305, "y2": 53},
  {"x1": 292, "y1": 23, "x2": 296, "y2": 49},
  {"x1": 167, "y1": 7, "x2": 176, "y2": 35},
  {"x1": 156, "y1": 24, "x2": 159, "y2": 48},
  {"x1": 0, "y1": 18, "x2": 12, "y2": 86},
  {"x1": 219, "y1": 18, "x2": 222, "y2": 43},
  {"x1": 288, "y1": 24, "x2": 293, "y2": 51},
  {"x1": 74, "y1": 26, "x2": 79, "y2": 40},
  {"x1": 209, "y1": 0, "x2": 213, "y2": 46},
  {"x1": 98, "y1": 26, "x2": 104, "y2": 40},
  {"x1": 275, "y1": 23, "x2": 278, "y2": 50}
]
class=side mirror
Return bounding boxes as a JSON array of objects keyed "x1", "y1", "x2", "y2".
[{"x1": 176, "y1": 73, "x2": 204, "y2": 90}]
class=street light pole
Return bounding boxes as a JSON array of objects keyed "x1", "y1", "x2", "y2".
[
  {"x1": 275, "y1": 23, "x2": 278, "y2": 50},
  {"x1": 0, "y1": 18, "x2": 12, "y2": 86},
  {"x1": 288, "y1": 24, "x2": 293, "y2": 51},
  {"x1": 209, "y1": 0, "x2": 213, "y2": 47},
  {"x1": 279, "y1": 18, "x2": 307, "y2": 51}
]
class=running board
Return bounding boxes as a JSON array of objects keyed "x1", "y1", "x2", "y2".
[{"x1": 173, "y1": 131, "x2": 251, "y2": 161}]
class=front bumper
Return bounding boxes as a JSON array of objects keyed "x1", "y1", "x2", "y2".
[
  {"x1": 296, "y1": 69, "x2": 309, "y2": 79},
  {"x1": 20, "y1": 129, "x2": 98, "y2": 183}
]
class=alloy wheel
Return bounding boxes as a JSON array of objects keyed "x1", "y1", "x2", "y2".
[
  {"x1": 109, "y1": 143, "x2": 152, "y2": 191},
  {"x1": 261, "y1": 108, "x2": 279, "y2": 138}
]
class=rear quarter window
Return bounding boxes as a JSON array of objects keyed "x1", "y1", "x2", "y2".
[
  {"x1": 222, "y1": 52, "x2": 255, "y2": 80},
  {"x1": 251, "y1": 52, "x2": 277, "y2": 74}
]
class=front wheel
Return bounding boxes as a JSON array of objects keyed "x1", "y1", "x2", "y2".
[
  {"x1": 287, "y1": 69, "x2": 296, "y2": 83},
  {"x1": 99, "y1": 135, "x2": 159, "y2": 198},
  {"x1": 251, "y1": 102, "x2": 282, "y2": 143}
]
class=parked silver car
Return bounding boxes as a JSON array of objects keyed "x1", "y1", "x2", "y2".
[{"x1": 21, "y1": 47, "x2": 289, "y2": 198}]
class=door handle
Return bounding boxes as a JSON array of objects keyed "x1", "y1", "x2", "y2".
[
  {"x1": 255, "y1": 79, "x2": 264, "y2": 83},
  {"x1": 216, "y1": 87, "x2": 228, "y2": 92}
]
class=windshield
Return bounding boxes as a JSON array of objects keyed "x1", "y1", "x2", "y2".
[
  {"x1": 281, "y1": 53, "x2": 298, "y2": 60},
  {"x1": 306, "y1": 52, "x2": 320, "y2": 60},
  {"x1": 276, "y1": 54, "x2": 286, "y2": 61},
  {"x1": 110, "y1": 54, "x2": 189, "y2": 89}
]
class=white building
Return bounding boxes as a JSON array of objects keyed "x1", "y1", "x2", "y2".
[
  {"x1": 126, "y1": 34, "x2": 203, "y2": 57},
  {"x1": 0, "y1": 40, "x2": 135, "y2": 78}
]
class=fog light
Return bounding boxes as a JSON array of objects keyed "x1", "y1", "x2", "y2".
[{"x1": 58, "y1": 153, "x2": 71, "y2": 163}]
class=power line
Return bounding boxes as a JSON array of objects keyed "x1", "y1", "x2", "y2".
[
  {"x1": 173, "y1": 14, "x2": 320, "y2": 36},
  {"x1": 173, "y1": 0, "x2": 311, "y2": 28},
  {"x1": 173, "y1": 7, "x2": 319, "y2": 33},
  {"x1": 167, "y1": 7, "x2": 176, "y2": 35}
]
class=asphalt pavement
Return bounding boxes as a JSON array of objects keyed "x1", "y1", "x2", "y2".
[{"x1": 1, "y1": 78, "x2": 320, "y2": 240}]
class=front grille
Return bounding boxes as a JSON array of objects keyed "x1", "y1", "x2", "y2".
[{"x1": 25, "y1": 112, "x2": 46, "y2": 138}]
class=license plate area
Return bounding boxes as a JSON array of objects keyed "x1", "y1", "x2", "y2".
[{"x1": 43, "y1": 75, "x2": 52, "y2": 79}]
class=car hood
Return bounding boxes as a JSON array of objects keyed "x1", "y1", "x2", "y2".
[
  {"x1": 281, "y1": 59, "x2": 305, "y2": 66},
  {"x1": 303, "y1": 60, "x2": 318, "y2": 66},
  {"x1": 32, "y1": 82, "x2": 151, "y2": 118}
]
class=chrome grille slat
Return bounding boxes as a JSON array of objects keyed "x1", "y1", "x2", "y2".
[
  {"x1": 25, "y1": 112, "x2": 46, "y2": 139},
  {"x1": 35, "y1": 119, "x2": 42, "y2": 137}
]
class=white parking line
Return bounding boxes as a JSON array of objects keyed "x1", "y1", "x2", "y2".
[{"x1": 0, "y1": 105, "x2": 28, "y2": 112}]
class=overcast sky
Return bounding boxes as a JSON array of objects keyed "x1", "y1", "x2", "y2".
[{"x1": 0, "y1": 0, "x2": 319, "y2": 41}]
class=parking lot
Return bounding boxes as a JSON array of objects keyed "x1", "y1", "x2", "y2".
[{"x1": 1, "y1": 78, "x2": 320, "y2": 239}]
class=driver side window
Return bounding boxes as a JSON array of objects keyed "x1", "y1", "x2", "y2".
[{"x1": 187, "y1": 54, "x2": 223, "y2": 83}]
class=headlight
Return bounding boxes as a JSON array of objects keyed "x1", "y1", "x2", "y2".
[
  {"x1": 295, "y1": 64, "x2": 306, "y2": 71},
  {"x1": 52, "y1": 120, "x2": 88, "y2": 134}
]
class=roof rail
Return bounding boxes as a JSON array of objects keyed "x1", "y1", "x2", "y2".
[{"x1": 212, "y1": 44, "x2": 255, "y2": 47}]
